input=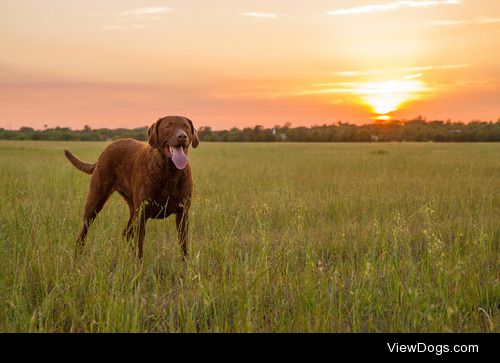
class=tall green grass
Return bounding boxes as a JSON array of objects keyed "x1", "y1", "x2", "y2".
[{"x1": 0, "y1": 141, "x2": 498, "y2": 332}]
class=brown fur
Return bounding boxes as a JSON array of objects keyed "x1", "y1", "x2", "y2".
[{"x1": 65, "y1": 116, "x2": 200, "y2": 260}]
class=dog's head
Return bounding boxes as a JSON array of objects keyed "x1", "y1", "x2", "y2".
[{"x1": 147, "y1": 116, "x2": 199, "y2": 170}]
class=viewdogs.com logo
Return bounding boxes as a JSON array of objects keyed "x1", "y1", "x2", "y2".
[{"x1": 387, "y1": 342, "x2": 479, "y2": 355}]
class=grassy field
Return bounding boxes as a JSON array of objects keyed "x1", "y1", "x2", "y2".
[{"x1": 0, "y1": 140, "x2": 498, "y2": 332}]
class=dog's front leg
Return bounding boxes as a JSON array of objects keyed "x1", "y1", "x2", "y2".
[
  {"x1": 175, "y1": 207, "x2": 189, "y2": 260},
  {"x1": 136, "y1": 212, "x2": 147, "y2": 260}
]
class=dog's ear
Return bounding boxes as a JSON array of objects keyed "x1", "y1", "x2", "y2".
[
  {"x1": 147, "y1": 118, "x2": 162, "y2": 148},
  {"x1": 187, "y1": 118, "x2": 199, "y2": 148}
]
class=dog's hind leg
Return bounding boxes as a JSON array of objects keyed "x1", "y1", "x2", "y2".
[{"x1": 76, "y1": 172, "x2": 114, "y2": 254}]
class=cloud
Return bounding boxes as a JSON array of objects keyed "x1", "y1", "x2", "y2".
[
  {"x1": 430, "y1": 17, "x2": 500, "y2": 26},
  {"x1": 333, "y1": 64, "x2": 470, "y2": 77},
  {"x1": 295, "y1": 83, "x2": 363, "y2": 96},
  {"x1": 326, "y1": 0, "x2": 461, "y2": 16},
  {"x1": 120, "y1": 6, "x2": 172, "y2": 18},
  {"x1": 297, "y1": 80, "x2": 425, "y2": 94},
  {"x1": 101, "y1": 6, "x2": 171, "y2": 31},
  {"x1": 404, "y1": 73, "x2": 423, "y2": 79},
  {"x1": 242, "y1": 12, "x2": 277, "y2": 19}
]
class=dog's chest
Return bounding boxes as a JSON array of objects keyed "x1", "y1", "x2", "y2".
[{"x1": 145, "y1": 177, "x2": 191, "y2": 218}]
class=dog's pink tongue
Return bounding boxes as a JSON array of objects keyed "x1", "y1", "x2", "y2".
[{"x1": 171, "y1": 146, "x2": 189, "y2": 170}]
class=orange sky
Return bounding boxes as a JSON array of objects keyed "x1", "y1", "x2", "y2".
[{"x1": 1, "y1": 0, "x2": 499, "y2": 130}]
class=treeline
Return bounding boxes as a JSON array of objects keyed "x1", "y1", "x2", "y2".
[
  {"x1": 0, "y1": 125, "x2": 147, "y2": 142},
  {"x1": 1, "y1": 118, "x2": 500, "y2": 142}
]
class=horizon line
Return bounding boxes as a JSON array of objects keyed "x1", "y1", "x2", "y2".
[{"x1": 2, "y1": 117, "x2": 499, "y2": 132}]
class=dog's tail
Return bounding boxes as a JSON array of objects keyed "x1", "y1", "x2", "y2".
[{"x1": 64, "y1": 150, "x2": 96, "y2": 175}]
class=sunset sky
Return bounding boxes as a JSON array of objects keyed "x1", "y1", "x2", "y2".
[{"x1": 1, "y1": 0, "x2": 499, "y2": 130}]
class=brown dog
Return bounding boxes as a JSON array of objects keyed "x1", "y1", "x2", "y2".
[{"x1": 64, "y1": 116, "x2": 199, "y2": 260}]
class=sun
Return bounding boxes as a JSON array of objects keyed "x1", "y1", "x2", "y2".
[{"x1": 354, "y1": 79, "x2": 425, "y2": 117}]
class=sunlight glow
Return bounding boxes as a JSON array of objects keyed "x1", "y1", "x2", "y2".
[{"x1": 353, "y1": 80, "x2": 425, "y2": 115}]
